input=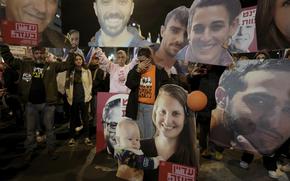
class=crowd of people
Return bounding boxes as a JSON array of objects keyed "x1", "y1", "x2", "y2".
[{"x1": 1, "y1": 43, "x2": 290, "y2": 181}]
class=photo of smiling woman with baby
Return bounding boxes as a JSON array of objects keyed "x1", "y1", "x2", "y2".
[{"x1": 115, "y1": 84, "x2": 199, "y2": 181}]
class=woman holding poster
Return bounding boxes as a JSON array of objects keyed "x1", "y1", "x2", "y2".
[{"x1": 140, "y1": 84, "x2": 199, "y2": 181}]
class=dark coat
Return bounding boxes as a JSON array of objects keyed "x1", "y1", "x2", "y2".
[
  {"x1": 89, "y1": 66, "x2": 105, "y2": 94},
  {"x1": 125, "y1": 64, "x2": 170, "y2": 120},
  {"x1": 0, "y1": 45, "x2": 73, "y2": 104}
]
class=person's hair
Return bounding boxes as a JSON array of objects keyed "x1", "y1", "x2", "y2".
[
  {"x1": 256, "y1": 0, "x2": 290, "y2": 50},
  {"x1": 188, "y1": 0, "x2": 241, "y2": 30},
  {"x1": 73, "y1": 53, "x2": 86, "y2": 68},
  {"x1": 117, "y1": 50, "x2": 126, "y2": 56},
  {"x1": 135, "y1": 47, "x2": 155, "y2": 65},
  {"x1": 32, "y1": 46, "x2": 45, "y2": 53},
  {"x1": 220, "y1": 59, "x2": 290, "y2": 100},
  {"x1": 88, "y1": 52, "x2": 99, "y2": 65},
  {"x1": 115, "y1": 118, "x2": 139, "y2": 144},
  {"x1": 152, "y1": 84, "x2": 198, "y2": 167},
  {"x1": 254, "y1": 49, "x2": 270, "y2": 59},
  {"x1": 164, "y1": 6, "x2": 189, "y2": 28},
  {"x1": 68, "y1": 29, "x2": 79, "y2": 35},
  {"x1": 137, "y1": 47, "x2": 151, "y2": 58},
  {"x1": 116, "y1": 50, "x2": 128, "y2": 64}
]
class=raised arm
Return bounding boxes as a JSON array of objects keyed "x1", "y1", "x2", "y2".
[
  {"x1": 53, "y1": 52, "x2": 75, "y2": 73},
  {"x1": 0, "y1": 45, "x2": 21, "y2": 69},
  {"x1": 127, "y1": 56, "x2": 138, "y2": 70},
  {"x1": 125, "y1": 65, "x2": 141, "y2": 90},
  {"x1": 94, "y1": 48, "x2": 116, "y2": 73}
]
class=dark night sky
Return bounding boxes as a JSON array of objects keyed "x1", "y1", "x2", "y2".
[{"x1": 61, "y1": 0, "x2": 258, "y2": 47}]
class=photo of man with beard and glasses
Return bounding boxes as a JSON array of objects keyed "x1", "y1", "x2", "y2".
[
  {"x1": 211, "y1": 59, "x2": 290, "y2": 155},
  {"x1": 88, "y1": 0, "x2": 150, "y2": 47},
  {"x1": 101, "y1": 94, "x2": 128, "y2": 154},
  {"x1": 182, "y1": 0, "x2": 241, "y2": 66}
]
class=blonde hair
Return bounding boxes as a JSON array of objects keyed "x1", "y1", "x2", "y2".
[{"x1": 115, "y1": 117, "x2": 140, "y2": 144}]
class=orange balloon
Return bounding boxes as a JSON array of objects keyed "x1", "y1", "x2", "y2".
[{"x1": 187, "y1": 91, "x2": 208, "y2": 111}]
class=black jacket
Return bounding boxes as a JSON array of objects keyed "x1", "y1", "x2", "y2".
[
  {"x1": 0, "y1": 45, "x2": 73, "y2": 104},
  {"x1": 192, "y1": 65, "x2": 225, "y2": 112},
  {"x1": 89, "y1": 66, "x2": 105, "y2": 94},
  {"x1": 125, "y1": 64, "x2": 170, "y2": 120}
]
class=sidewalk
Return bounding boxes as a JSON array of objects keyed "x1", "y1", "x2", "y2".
[{"x1": 0, "y1": 121, "x2": 289, "y2": 181}]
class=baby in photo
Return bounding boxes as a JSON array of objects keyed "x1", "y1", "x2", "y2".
[{"x1": 114, "y1": 118, "x2": 163, "y2": 181}]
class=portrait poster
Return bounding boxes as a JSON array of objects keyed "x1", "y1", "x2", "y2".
[
  {"x1": 230, "y1": 6, "x2": 257, "y2": 53},
  {"x1": 158, "y1": 161, "x2": 196, "y2": 181},
  {"x1": 183, "y1": 0, "x2": 242, "y2": 67},
  {"x1": 96, "y1": 92, "x2": 128, "y2": 153},
  {"x1": 211, "y1": 59, "x2": 290, "y2": 155},
  {"x1": 1, "y1": 1, "x2": 63, "y2": 47},
  {"x1": 62, "y1": 0, "x2": 193, "y2": 48},
  {"x1": 1, "y1": 1, "x2": 194, "y2": 48},
  {"x1": 1, "y1": 20, "x2": 38, "y2": 46}
]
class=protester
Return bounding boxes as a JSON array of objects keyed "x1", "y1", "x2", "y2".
[
  {"x1": 64, "y1": 53, "x2": 93, "y2": 147},
  {"x1": 0, "y1": 44, "x2": 74, "y2": 161},
  {"x1": 125, "y1": 47, "x2": 170, "y2": 139},
  {"x1": 94, "y1": 48, "x2": 136, "y2": 93},
  {"x1": 88, "y1": 52, "x2": 105, "y2": 125},
  {"x1": 190, "y1": 64, "x2": 225, "y2": 160},
  {"x1": 1, "y1": 62, "x2": 23, "y2": 128}
]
